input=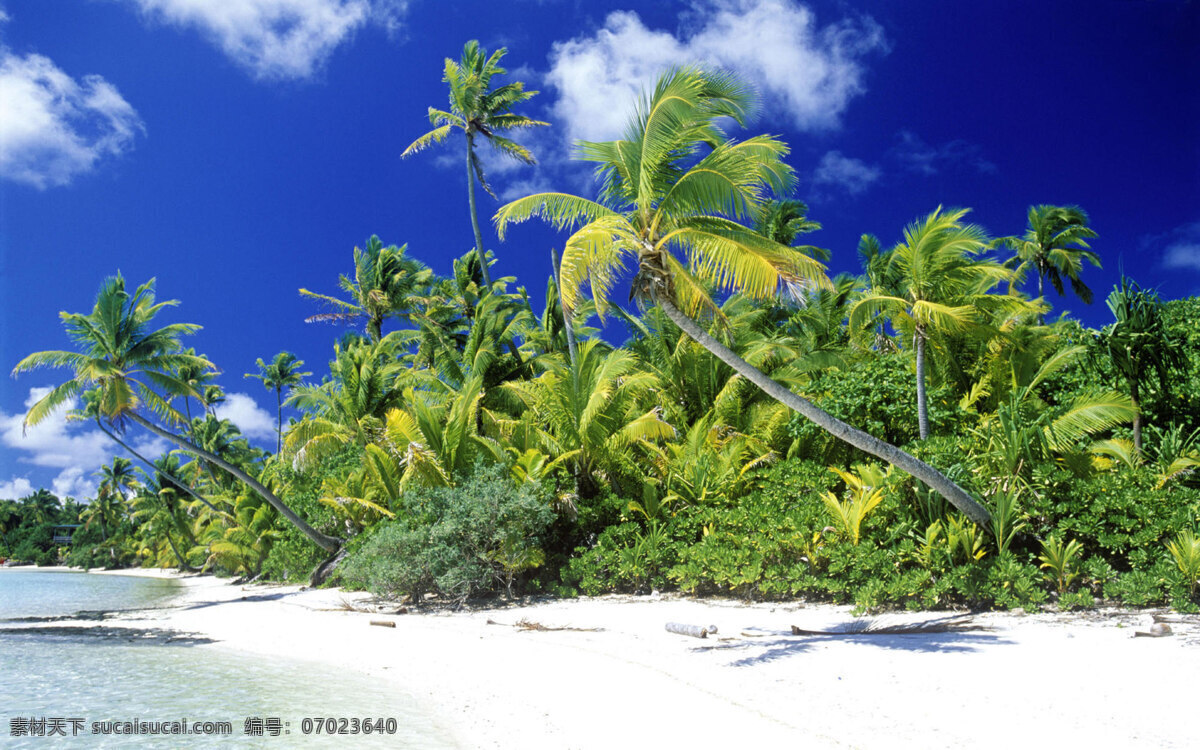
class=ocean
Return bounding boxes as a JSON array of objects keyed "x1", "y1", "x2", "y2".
[{"x1": 0, "y1": 569, "x2": 458, "y2": 748}]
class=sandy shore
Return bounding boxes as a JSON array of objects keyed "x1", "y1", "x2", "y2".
[{"x1": 21, "y1": 568, "x2": 1200, "y2": 749}]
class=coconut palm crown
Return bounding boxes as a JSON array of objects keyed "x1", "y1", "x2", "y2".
[
  {"x1": 495, "y1": 67, "x2": 992, "y2": 525},
  {"x1": 495, "y1": 67, "x2": 826, "y2": 325},
  {"x1": 403, "y1": 40, "x2": 549, "y2": 287},
  {"x1": 13, "y1": 274, "x2": 211, "y2": 431},
  {"x1": 999, "y1": 204, "x2": 1100, "y2": 305}
]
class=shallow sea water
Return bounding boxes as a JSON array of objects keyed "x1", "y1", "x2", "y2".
[{"x1": 0, "y1": 569, "x2": 459, "y2": 748}]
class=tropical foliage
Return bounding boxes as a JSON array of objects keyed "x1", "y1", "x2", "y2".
[{"x1": 7, "y1": 54, "x2": 1198, "y2": 615}]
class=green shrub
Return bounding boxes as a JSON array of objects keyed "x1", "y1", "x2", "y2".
[
  {"x1": 340, "y1": 465, "x2": 554, "y2": 604},
  {"x1": 788, "y1": 354, "x2": 963, "y2": 464},
  {"x1": 563, "y1": 521, "x2": 680, "y2": 595}
]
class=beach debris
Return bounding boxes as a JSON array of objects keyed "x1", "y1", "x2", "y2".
[
  {"x1": 485, "y1": 618, "x2": 604, "y2": 632},
  {"x1": 369, "y1": 619, "x2": 397, "y2": 628},
  {"x1": 1151, "y1": 615, "x2": 1195, "y2": 625},
  {"x1": 1134, "y1": 622, "x2": 1172, "y2": 638},
  {"x1": 665, "y1": 622, "x2": 712, "y2": 639},
  {"x1": 790, "y1": 615, "x2": 983, "y2": 636}
]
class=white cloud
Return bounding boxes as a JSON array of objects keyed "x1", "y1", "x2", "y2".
[
  {"x1": 1163, "y1": 242, "x2": 1200, "y2": 271},
  {"x1": 1, "y1": 387, "x2": 113, "y2": 470},
  {"x1": 891, "y1": 130, "x2": 996, "y2": 176},
  {"x1": 812, "y1": 150, "x2": 879, "y2": 195},
  {"x1": 0, "y1": 387, "x2": 167, "y2": 499},
  {"x1": 213, "y1": 392, "x2": 277, "y2": 440},
  {"x1": 0, "y1": 477, "x2": 34, "y2": 501},
  {"x1": 0, "y1": 49, "x2": 144, "y2": 188},
  {"x1": 545, "y1": 0, "x2": 887, "y2": 145},
  {"x1": 122, "y1": 0, "x2": 405, "y2": 81},
  {"x1": 51, "y1": 466, "x2": 96, "y2": 501}
]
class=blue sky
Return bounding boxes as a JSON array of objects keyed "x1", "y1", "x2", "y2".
[{"x1": 1, "y1": 0, "x2": 1197, "y2": 500}]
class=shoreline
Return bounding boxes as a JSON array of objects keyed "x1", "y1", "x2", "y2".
[{"x1": 6, "y1": 567, "x2": 1196, "y2": 748}]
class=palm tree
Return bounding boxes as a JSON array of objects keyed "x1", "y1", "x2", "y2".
[
  {"x1": 495, "y1": 67, "x2": 992, "y2": 525},
  {"x1": 402, "y1": 40, "x2": 549, "y2": 287},
  {"x1": 172, "y1": 347, "x2": 218, "y2": 424},
  {"x1": 24, "y1": 489, "x2": 61, "y2": 526},
  {"x1": 284, "y1": 338, "x2": 408, "y2": 467},
  {"x1": 246, "y1": 351, "x2": 311, "y2": 453},
  {"x1": 754, "y1": 198, "x2": 828, "y2": 261},
  {"x1": 1094, "y1": 277, "x2": 1185, "y2": 451},
  {"x1": 12, "y1": 274, "x2": 341, "y2": 553},
  {"x1": 502, "y1": 339, "x2": 675, "y2": 498},
  {"x1": 82, "y1": 485, "x2": 127, "y2": 552},
  {"x1": 98, "y1": 457, "x2": 139, "y2": 499},
  {"x1": 849, "y1": 207, "x2": 1021, "y2": 440},
  {"x1": 998, "y1": 205, "x2": 1100, "y2": 307},
  {"x1": 300, "y1": 236, "x2": 433, "y2": 342}
]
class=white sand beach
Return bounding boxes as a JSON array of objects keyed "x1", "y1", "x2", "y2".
[{"x1": 53, "y1": 570, "x2": 1200, "y2": 749}]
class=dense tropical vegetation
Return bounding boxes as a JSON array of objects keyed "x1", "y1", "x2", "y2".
[{"x1": 5, "y1": 59, "x2": 1199, "y2": 615}]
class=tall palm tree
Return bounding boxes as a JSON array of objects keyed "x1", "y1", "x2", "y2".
[
  {"x1": 998, "y1": 204, "x2": 1100, "y2": 306},
  {"x1": 172, "y1": 347, "x2": 218, "y2": 424},
  {"x1": 82, "y1": 484, "x2": 127, "y2": 551},
  {"x1": 1095, "y1": 277, "x2": 1185, "y2": 451},
  {"x1": 849, "y1": 207, "x2": 1019, "y2": 440},
  {"x1": 300, "y1": 236, "x2": 433, "y2": 342},
  {"x1": 495, "y1": 67, "x2": 992, "y2": 525},
  {"x1": 246, "y1": 351, "x2": 311, "y2": 453},
  {"x1": 12, "y1": 274, "x2": 341, "y2": 553},
  {"x1": 402, "y1": 40, "x2": 549, "y2": 287}
]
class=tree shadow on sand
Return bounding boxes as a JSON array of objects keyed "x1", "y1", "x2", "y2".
[{"x1": 718, "y1": 619, "x2": 1014, "y2": 667}]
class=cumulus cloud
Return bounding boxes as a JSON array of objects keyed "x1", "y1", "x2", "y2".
[
  {"x1": 0, "y1": 477, "x2": 35, "y2": 501},
  {"x1": 121, "y1": 0, "x2": 405, "y2": 81},
  {"x1": 0, "y1": 49, "x2": 144, "y2": 188},
  {"x1": 0, "y1": 387, "x2": 166, "y2": 499},
  {"x1": 891, "y1": 130, "x2": 996, "y2": 176},
  {"x1": 545, "y1": 0, "x2": 887, "y2": 145},
  {"x1": 213, "y1": 392, "x2": 277, "y2": 440},
  {"x1": 812, "y1": 150, "x2": 879, "y2": 196}
]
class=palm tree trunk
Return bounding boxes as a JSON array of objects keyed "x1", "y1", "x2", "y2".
[
  {"x1": 552, "y1": 248, "x2": 579, "y2": 367},
  {"x1": 95, "y1": 418, "x2": 221, "y2": 514},
  {"x1": 127, "y1": 412, "x2": 342, "y2": 553},
  {"x1": 915, "y1": 328, "x2": 930, "y2": 440},
  {"x1": 657, "y1": 298, "x2": 991, "y2": 526},
  {"x1": 275, "y1": 388, "x2": 283, "y2": 455},
  {"x1": 465, "y1": 132, "x2": 493, "y2": 288},
  {"x1": 164, "y1": 531, "x2": 189, "y2": 571},
  {"x1": 1131, "y1": 378, "x2": 1143, "y2": 453}
]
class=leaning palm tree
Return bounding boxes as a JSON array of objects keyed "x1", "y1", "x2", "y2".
[
  {"x1": 12, "y1": 274, "x2": 341, "y2": 553},
  {"x1": 495, "y1": 67, "x2": 992, "y2": 525},
  {"x1": 402, "y1": 40, "x2": 549, "y2": 287},
  {"x1": 849, "y1": 207, "x2": 1020, "y2": 440},
  {"x1": 998, "y1": 204, "x2": 1100, "y2": 307},
  {"x1": 70, "y1": 388, "x2": 220, "y2": 512},
  {"x1": 246, "y1": 351, "x2": 311, "y2": 453}
]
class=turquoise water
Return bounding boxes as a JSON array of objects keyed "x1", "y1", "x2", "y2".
[{"x1": 0, "y1": 569, "x2": 458, "y2": 748}]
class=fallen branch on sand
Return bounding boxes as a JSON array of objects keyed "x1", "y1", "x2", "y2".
[{"x1": 790, "y1": 615, "x2": 985, "y2": 636}]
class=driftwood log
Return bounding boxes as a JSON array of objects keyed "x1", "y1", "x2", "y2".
[
  {"x1": 665, "y1": 622, "x2": 710, "y2": 639},
  {"x1": 369, "y1": 620, "x2": 396, "y2": 628}
]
